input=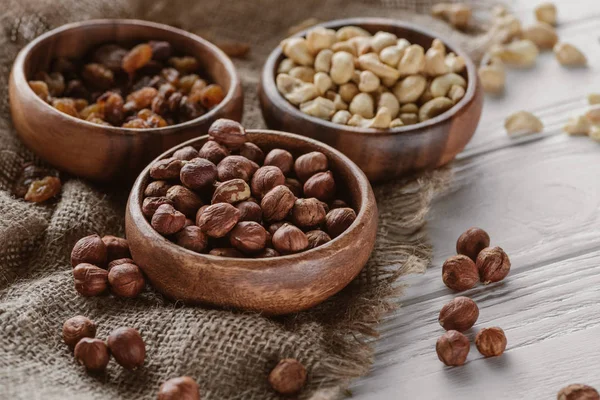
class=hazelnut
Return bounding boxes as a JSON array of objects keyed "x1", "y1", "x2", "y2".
[
  {"x1": 108, "y1": 257, "x2": 135, "y2": 271},
  {"x1": 151, "y1": 204, "x2": 186, "y2": 235},
  {"x1": 272, "y1": 223, "x2": 309, "y2": 254},
  {"x1": 303, "y1": 171, "x2": 336, "y2": 202},
  {"x1": 208, "y1": 118, "x2": 247, "y2": 150},
  {"x1": 149, "y1": 158, "x2": 185, "y2": 180},
  {"x1": 325, "y1": 207, "x2": 356, "y2": 238},
  {"x1": 284, "y1": 178, "x2": 303, "y2": 197},
  {"x1": 235, "y1": 201, "x2": 262, "y2": 222},
  {"x1": 229, "y1": 221, "x2": 268, "y2": 254},
  {"x1": 62, "y1": 315, "x2": 97, "y2": 349},
  {"x1": 294, "y1": 151, "x2": 328, "y2": 182},
  {"x1": 71, "y1": 234, "x2": 108, "y2": 268},
  {"x1": 268, "y1": 359, "x2": 307, "y2": 395},
  {"x1": 142, "y1": 196, "x2": 173, "y2": 218},
  {"x1": 456, "y1": 227, "x2": 490, "y2": 261},
  {"x1": 264, "y1": 149, "x2": 294, "y2": 175},
  {"x1": 211, "y1": 179, "x2": 251, "y2": 204},
  {"x1": 239, "y1": 142, "x2": 265, "y2": 164},
  {"x1": 198, "y1": 140, "x2": 229, "y2": 164},
  {"x1": 306, "y1": 230, "x2": 331, "y2": 249},
  {"x1": 195, "y1": 205, "x2": 210, "y2": 226},
  {"x1": 73, "y1": 263, "x2": 109, "y2": 296},
  {"x1": 442, "y1": 255, "x2": 479, "y2": 291},
  {"x1": 172, "y1": 145, "x2": 199, "y2": 161},
  {"x1": 557, "y1": 384, "x2": 600, "y2": 400},
  {"x1": 438, "y1": 296, "x2": 479, "y2": 332},
  {"x1": 175, "y1": 226, "x2": 208, "y2": 253},
  {"x1": 74, "y1": 338, "x2": 110, "y2": 372},
  {"x1": 107, "y1": 327, "x2": 146, "y2": 370},
  {"x1": 476, "y1": 247, "x2": 511, "y2": 284},
  {"x1": 144, "y1": 180, "x2": 172, "y2": 197},
  {"x1": 255, "y1": 248, "x2": 280, "y2": 258},
  {"x1": 180, "y1": 158, "x2": 218, "y2": 190},
  {"x1": 209, "y1": 247, "x2": 244, "y2": 257},
  {"x1": 158, "y1": 376, "x2": 200, "y2": 400},
  {"x1": 268, "y1": 222, "x2": 286, "y2": 235},
  {"x1": 330, "y1": 199, "x2": 348, "y2": 209},
  {"x1": 166, "y1": 185, "x2": 204, "y2": 217},
  {"x1": 198, "y1": 203, "x2": 240, "y2": 238},
  {"x1": 292, "y1": 198, "x2": 327, "y2": 228},
  {"x1": 475, "y1": 327, "x2": 507, "y2": 357},
  {"x1": 217, "y1": 155, "x2": 259, "y2": 182},
  {"x1": 436, "y1": 330, "x2": 470, "y2": 366},
  {"x1": 108, "y1": 262, "x2": 145, "y2": 298},
  {"x1": 251, "y1": 166, "x2": 286, "y2": 199},
  {"x1": 101, "y1": 235, "x2": 131, "y2": 262},
  {"x1": 261, "y1": 185, "x2": 296, "y2": 221},
  {"x1": 183, "y1": 218, "x2": 195, "y2": 228}
]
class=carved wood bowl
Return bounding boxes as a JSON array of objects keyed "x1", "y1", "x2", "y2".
[
  {"x1": 125, "y1": 129, "x2": 378, "y2": 315},
  {"x1": 9, "y1": 19, "x2": 243, "y2": 183},
  {"x1": 259, "y1": 17, "x2": 483, "y2": 182}
]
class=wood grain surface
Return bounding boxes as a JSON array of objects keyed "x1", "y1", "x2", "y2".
[
  {"x1": 259, "y1": 18, "x2": 484, "y2": 182},
  {"x1": 351, "y1": 1, "x2": 600, "y2": 398}
]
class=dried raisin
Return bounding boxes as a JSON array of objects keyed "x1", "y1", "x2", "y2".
[
  {"x1": 168, "y1": 56, "x2": 199, "y2": 73},
  {"x1": 93, "y1": 44, "x2": 128, "y2": 71},
  {"x1": 29, "y1": 81, "x2": 50, "y2": 102},
  {"x1": 24, "y1": 176, "x2": 61, "y2": 203},
  {"x1": 82, "y1": 63, "x2": 115, "y2": 89},
  {"x1": 52, "y1": 98, "x2": 79, "y2": 117},
  {"x1": 199, "y1": 84, "x2": 225, "y2": 108},
  {"x1": 122, "y1": 44, "x2": 153, "y2": 75}
]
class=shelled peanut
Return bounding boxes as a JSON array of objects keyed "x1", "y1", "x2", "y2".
[
  {"x1": 275, "y1": 26, "x2": 467, "y2": 129},
  {"x1": 142, "y1": 118, "x2": 356, "y2": 257},
  {"x1": 28, "y1": 40, "x2": 225, "y2": 128},
  {"x1": 563, "y1": 94, "x2": 600, "y2": 141}
]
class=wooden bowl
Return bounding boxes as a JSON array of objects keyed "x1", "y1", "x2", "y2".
[
  {"x1": 259, "y1": 18, "x2": 483, "y2": 182},
  {"x1": 125, "y1": 129, "x2": 378, "y2": 315},
  {"x1": 9, "y1": 19, "x2": 243, "y2": 183}
]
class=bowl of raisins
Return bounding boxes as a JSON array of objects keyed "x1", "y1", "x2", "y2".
[{"x1": 9, "y1": 19, "x2": 243, "y2": 182}]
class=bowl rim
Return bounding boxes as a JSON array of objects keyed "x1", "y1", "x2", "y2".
[
  {"x1": 261, "y1": 17, "x2": 478, "y2": 137},
  {"x1": 127, "y1": 128, "x2": 376, "y2": 265},
  {"x1": 13, "y1": 18, "x2": 241, "y2": 137}
]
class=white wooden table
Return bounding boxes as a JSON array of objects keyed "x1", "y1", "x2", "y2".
[{"x1": 351, "y1": 1, "x2": 600, "y2": 398}]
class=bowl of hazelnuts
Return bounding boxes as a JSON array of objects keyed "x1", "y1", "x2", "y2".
[
  {"x1": 259, "y1": 18, "x2": 483, "y2": 182},
  {"x1": 9, "y1": 19, "x2": 243, "y2": 182},
  {"x1": 125, "y1": 119, "x2": 377, "y2": 315}
]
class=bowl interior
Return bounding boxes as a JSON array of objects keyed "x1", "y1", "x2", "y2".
[
  {"x1": 264, "y1": 17, "x2": 476, "y2": 135},
  {"x1": 130, "y1": 129, "x2": 371, "y2": 263}
]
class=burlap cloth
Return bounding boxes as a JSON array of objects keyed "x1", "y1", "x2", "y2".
[{"x1": 0, "y1": 1, "x2": 498, "y2": 399}]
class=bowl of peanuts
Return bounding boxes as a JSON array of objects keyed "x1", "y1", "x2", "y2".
[
  {"x1": 259, "y1": 18, "x2": 483, "y2": 182},
  {"x1": 9, "y1": 19, "x2": 243, "y2": 182}
]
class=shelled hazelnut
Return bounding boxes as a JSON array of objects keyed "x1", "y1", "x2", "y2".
[
  {"x1": 107, "y1": 327, "x2": 146, "y2": 370},
  {"x1": 71, "y1": 234, "x2": 107, "y2": 267},
  {"x1": 158, "y1": 376, "x2": 201, "y2": 400},
  {"x1": 62, "y1": 315, "x2": 97, "y2": 349},
  {"x1": 28, "y1": 40, "x2": 225, "y2": 128},
  {"x1": 475, "y1": 327, "x2": 507, "y2": 357},
  {"x1": 73, "y1": 263, "x2": 109, "y2": 296},
  {"x1": 436, "y1": 330, "x2": 470, "y2": 366},
  {"x1": 557, "y1": 384, "x2": 600, "y2": 400},
  {"x1": 108, "y1": 262, "x2": 146, "y2": 298},
  {"x1": 140, "y1": 119, "x2": 357, "y2": 258},
  {"x1": 268, "y1": 359, "x2": 307, "y2": 395},
  {"x1": 438, "y1": 296, "x2": 479, "y2": 332},
  {"x1": 74, "y1": 338, "x2": 110, "y2": 372},
  {"x1": 102, "y1": 235, "x2": 131, "y2": 262},
  {"x1": 456, "y1": 227, "x2": 490, "y2": 261},
  {"x1": 276, "y1": 26, "x2": 467, "y2": 129},
  {"x1": 442, "y1": 255, "x2": 479, "y2": 291},
  {"x1": 476, "y1": 246, "x2": 511, "y2": 283}
]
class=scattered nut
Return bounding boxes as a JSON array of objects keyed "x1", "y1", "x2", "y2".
[
  {"x1": 74, "y1": 338, "x2": 110, "y2": 372},
  {"x1": 71, "y1": 234, "x2": 108, "y2": 267},
  {"x1": 554, "y1": 43, "x2": 587, "y2": 67},
  {"x1": 476, "y1": 246, "x2": 511, "y2": 283},
  {"x1": 431, "y1": 3, "x2": 472, "y2": 29},
  {"x1": 535, "y1": 2, "x2": 557, "y2": 25},
  {"x1": 442, "y1": 255, "x2": 479, "y2": 291},
  {"x1": 438, "y1": 296, "x2": 479, "y2": 332},
  {"x1": 268, "y1": 359, "x2": 307, "y2": 395},
  {"x1": 563, "y1": 115, "x2": 591, "y2": 136},
  {"x1": 586, "y1": 105, "x2": 600, "y2": 124},
  {"x1": 158, "y1": 376, "x2": 201, "y2": 400},
  {"x1": 522, "y1": 22, "x2": 558, "y2": 49},
  {"x1": 505, "y1": 111, "x2": 543, "y2": 136},
  {"x1": 73, "y1": 263, "x2": 109, "y2": 297},
  {"x1": 490, "y1": 40, "x2": 539, "y2": 68},
  {"x1": 108, "y1": 262, "x2": 145, "y2": 298},
  {"x1": 63, "y1": 316, "x2": 97, "y2": 349},
  {"x1": 456, "y1": 227, "x2": 490, "y2": 261},
  {"x1": 557, "y1": 384, "x2": 600, "y2": 400},
  {"x1": 475, "y1": 327, "x2": 507, "y2": 357},
  {"x1": 107, "y1": 327, "x2": 145, "y2": 370},
  {"x1": 479, "y1": 57, "x2": 506, "y2": 94},
  {"x1": 588, "y1": 93, "x2": 600, "y2": 105},
  {"x1": 436, "y1": 330, "x2": 470, "y2": 366}
]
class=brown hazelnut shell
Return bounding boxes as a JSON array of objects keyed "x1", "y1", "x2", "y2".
[
  {"x1": 108, "y1": 263, "x2": 145, "y2": 298},
  {"x1": 442, "y1": 255, "x2": 479, "y2": 291},
  {"x1": 436, "y1": 330, "x2": 470, "y2": 366},
  {"x1": 107, "y1": 327, "x2": 145, "y2": 370},
  {"x1": 475, "y1": 327, "x2": 507, "y2": 357},
  {"x1": 101, "y1": 235, "x2": 131, "y2": 262},
  {"x1": 268, "y1": 359, "x2": 307, "y2": 395},
  {"x1": 73, "y1": 263, "x2": 109, "y2": 296},
  {"x1": 62, "y1": 315, "x2": 97, "y2": 349},
  {"x1": 456, "y1": 227, "x2": 490, "y2": 261},
  {"x1": 74, "y1": 338, "x2": 110, "y2": 372},
  {"x1": 438, "y1": 296, "x2": 479, "y2": 332},
  {"x1": 71, "y1": 234, "x2": 107, "y2": 268},
  {"x1": 158, "y1": 376, "x2": 200, "y2": 400},
  {"x1": 476, "y1": 246, "x2": 511, "y2": 284}
]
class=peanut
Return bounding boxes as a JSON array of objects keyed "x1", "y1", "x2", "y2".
[
  {"x1": 490, "y1": 40, "x2": 539, "y2": 68},
  {"x1": 349, "y1": 92, "x2": 375, "y2": 118},
  {"x1": 339, "y1": 82, "x2": 359, "y2": 103},
  {"x1": 306, "y1": 27, "x2": 337, "y2": 54},
  {"x1": 522, "y1": 22, "x2": 558, "y2": 50},
  {"x1": 478, "y1": 57, "x2": 505, "y2": 94},
  {"x1": 504, "y1": 111, "x2": 543, "y2": 136},
  {"x1": 332, "y1": 110, "x2": 351, "y2": 124},
  {"x1": 380, "y1": 46, "x2": 403, "y2": 67},
  {"x1": 314, "y1": 72, "x2": 333, "y2": 95},
  {"x1": 445, "y1": 52, "x2": 466, "y2": 73},
  {"x1": 535, "y1": 2, "x2": 557, "y2": 26},
  {"x1": 289, "y1": 66, "x2": 316, "y2": 83},
  {"x1": 563, "y1": 115, "x2": 590, "y2": 136},
  {"x1": 448, "y1": 85, "x2": 466, "y2": 103},
  {"x1": 371, "y1": 31, "x2": 398, "y2": 53},
  {"x1": 336, "y1": 26, "x2": 371, "y2": 41},
  {"x1": 358, "y1": 70, "x2": 380, "y2": 92},
  {"x1": 330, "y1": 51, "x2": 355, "y2": 85},
  {"x1": 378, "y1": 92, "x2": 400, "y2": 118},
  {"x1": 348, "y1": 107, "x2": 392, "y2": 129},
  {"x1": 390, "y1": 118, "x2": 404, "y2": 128},
  {"x1": 277, "y1": 58, "x2": 297, "y2": 74},
  {"x1": 424, "y1": 48, "x2": 448, "y2": 76},
  {"x1": 314, "y1": 49, "x2": 333, "y2": 72},
  {"x1": 554, "y1": 43, "x2": 587, "y2": 67}
]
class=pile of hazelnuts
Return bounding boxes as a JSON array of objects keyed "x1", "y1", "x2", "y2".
[
  {"x1": 62, "y1": 316, "x2": 145, "y2": 372},
  {"x1": 142, "y1": 118, "x2": 357, "y2": 257},
  {"x1": 70, "y1": 234, "x2": 146, "y2": 298},
  {"x1": 436, "y1": 227, "x2": 510, "y2": 367}
]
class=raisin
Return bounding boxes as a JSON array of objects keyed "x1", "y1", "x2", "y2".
[
  {"x1": 168, "y1": 56, "x2": 200, "y2": 73},
  {"x1": 82, "y1": 63, "x2": 115, "y2": 89},
  {"x1": 179, "y1": 97, "x2": 206, "y2": 121},
  {"x1": 137, "y1": 109, "x2": 167, "y2": 128},
  {"x1": 160, "y1": 68, "x2": 180, "y2": 85},
  {"x1": 199, "y1": 84, "x2": 225, "y2": 109},
  {"x1": 149, "y1": 41, "x2": 172, "y2": 61},
  {"x1": 51, "y1": 57, "x2": 78, "y2": 80},
  {"x1": 122, "y1": 118, "x2": 150, "y2": 129},
  {"x1": 151, "y1": 95, "x2": 168, "y2": 116},
  {"x1": 24, "y1": 176, "x2": 61, "y2": 203},
  {"x1": 187, "y1": 79, "x2": 208, "y2": 104},
  {"x1": 137, "y1": 60, "x2": 163, "y2": 76},
  {"x1": 28, "y1": 81, "x2": 50, "y2": 102},
  {"x1": 52, "y1": 98, "x2": 79, "y2": 117},
  {"x1": 122, "y1": 44, "x2": 153, "y2": 75},
  {"x1": 93, "y1": 44, "x2": 128, "y2": 71},
  {"x1": 158, "y1": 83, "x2": 176, "y2": 98},
  {"x1": 74, "y1": 98, "x2": 89, "y2": 111},
  {"x1": 35, "y1": 71, "x2": 65, "y2": 96},
  {"x1": 80, "y1": 103, "x2": 104, "y2": 120},
  {"x1": 124, "y1": 87, "x2": 158, "y2": 112},
  {"x1": 88, "y1": 117, "x2": 111, "y2": 126},
  {"x1": 97, "y1": 91, "x2": 125, "y2": 125},
  {"x1": 64, "y1": 80, "x2": 89, "y2": 99},
  {"x1": 14, "y1": 163, "x2": 54, "y2": 198},
  {"x1": 167, "y1": 92, "x2": 183, "y2": 114},
  {"x1": 178, "y1": 74, "x2": 200, "y2": 94}
]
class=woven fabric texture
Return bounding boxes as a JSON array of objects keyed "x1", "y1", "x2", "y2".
[{"x1": 0, "y1": 0, "x2": 492, "y2": 398}]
